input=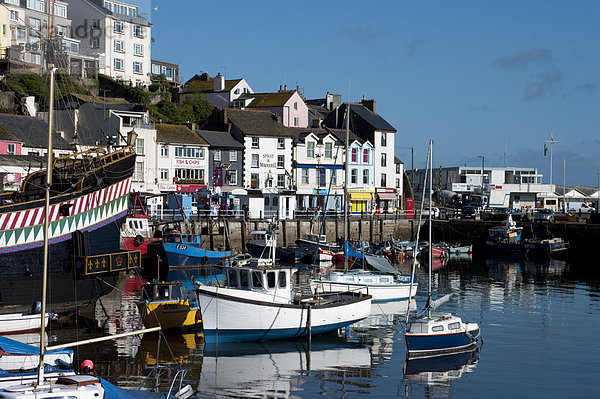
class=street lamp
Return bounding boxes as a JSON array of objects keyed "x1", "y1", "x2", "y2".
[{"x1": 478, "y1": 155, "x2": 485, "y2": 206}]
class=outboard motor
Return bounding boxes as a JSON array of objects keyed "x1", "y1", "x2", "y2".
[{"x1": 28, "y1": 301, "x2": 42, "y2": 315}]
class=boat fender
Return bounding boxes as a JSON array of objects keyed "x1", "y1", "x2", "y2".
[
  {"x1": 202, "y1": 256, "x2": 209, "y2": 265},
  {"x1": 81, "y1": 359, "x2": 94, "y2": 375},
  {"x1": 133, "y1": 234, "x2": 144, "y2": 246}
]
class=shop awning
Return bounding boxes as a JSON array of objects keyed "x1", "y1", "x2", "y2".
[
  {"x1": 349, "y1": 192, "x2": 373, "y2": 201},
  {"x1": 377, "y1": 192, "x2": 397, "y2": 200}
]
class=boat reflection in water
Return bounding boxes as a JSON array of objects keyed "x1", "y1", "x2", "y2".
[
  {"x1": 404, "y1": 350, "x2": 479, "y2": 396},
  {"x1": 198, "y1": 339, "x2": 371, "y2": 398}
]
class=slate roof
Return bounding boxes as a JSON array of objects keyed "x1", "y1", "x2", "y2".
[
  {"x1": 225, "y1": 109, "x2": 290, "y2": 137},
  {"x1": 245, "y1": 92, "x2": 295, "y2": 108},
  {"x1": 155, "y1": 124, "x2": 208, "y2": 145},
  {"x1": 395, "y1": 156, "x2": 404, "y2": 165},
  {"x1": 287, "y1": 127, "x2": 364, "y2": 145},
  {"x1": 183, "y1": 75, "x2": 243, "y2": 93},
  {"x1": 196, "y1": 130, "x2": 244, "y2": 149},
  {"x1": 322, "y1": 103, "x2": 396, "y2": 134},
  {"x1": 0, "y1": 114, "x2": 71, "y2": 150}
]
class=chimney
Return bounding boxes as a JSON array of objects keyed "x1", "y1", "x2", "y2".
[
  {"x1": 184, "y1": 121, "x2": 196, "y2": 131},
  {"x1": 214, "y1": 73, "x2": 225, "y2": 91},
  {"x1": 200, "y1": 72, "x2": 210, "y2": 81},
  {"x1": 279, "y1": 85, "x2": 282, "y2": 91},
  {"x1": 362, "y1": 98, "x2": 376, "y2": 113},
  {"x1": 296, "y1": 85, "x2": 299, "y2": 92},
  {"x1": 284, "y1": 85, "x2": 287, "y2": 91}
]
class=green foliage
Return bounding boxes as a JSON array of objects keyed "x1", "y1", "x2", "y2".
[
  {"x1": 97, "y1": 74, "x2": 150, "y2": 104},
  {"x1": 148, "y1": 83, "x2": 161, "y2": 92},
  {"x1": 148, "y1": 95, "x2": 214, "y2": 126}
]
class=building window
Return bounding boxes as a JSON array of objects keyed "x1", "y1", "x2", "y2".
[
  {"x1": 381, "y1": 132, "x2": 387, "y2": 147},
  {"x1": 5, "y1": 0, "x2": 18, "y2": 5},
  {"x1": 134, "y1": 25, "x2": 143, "y2": 38},
  {"x1": 351, "y1": 169, "x2": 357, "y2": 184},
  {"x1": 301, "y1": 169, "x2": 309, "y2": 184},
  {"x1": 293, "y1": 117, "x2": 299, "y2": 126},
  {"x1": 91, "y1": 19, "x2": 100, "y2": 29},
  {"x1": 331, "y1": 170, "x2": 337, "y2": 185},
  {"x1": 9, "y1": 10, "x2": 18, "y2": 21},
  {"x1": 277, "y1": 174, "x2": 285, "y2": 188},
  {"x1": 160, "y1": 145, "x2": 168, "y2": 157},
  {"x1": 251, "y1": 154, "x2": 259, "y2": 168},
  {"x1": 277, "y1": 155, "x2": 284, "y2": 168},
  {"x1": 230, "y1": 150, "x2": 237, "y2": 161},
  {"x1": 174, "y1": 147, "x2": 204, "y2": 158},
  {"x1": 307, "y1": 141, "x2": 315, "y2": 158},
  {"x1": 135, "y1": 138, "x2": 144, "y2": 154},
  {"x1": 56, "y1": 25, "x2": 67, "y2": 36},
  {"x1": 381, "y1": 153, "x2": 387, "y2": 167},
  {"x1": 251, "y1": 137, "x2": 259, "y2": 148},
  {"x1": 114, "y1": 58, "x2": 124, "y2": 71},
  {"x1": 160, "y1": 169, "x2": 168, "y2": 181},
  {"x1": 27, "y1": 0, "x2": 44, "y2": 12},
  {"x1": 29, "y1": 17, "x2": 41, "y2": 31},
  {"x1": 396, "y1": 178, "x2": 400, "y2": 188},
  {"x1": 16, "y1": 27, "x2": 26, "y2": 41},
  {"x1": 325, "y1": 142, "x2": 332, "y2": 159},
  {"x1": 363, "y1": 149, "x2": 369, "y2": 164},
  {"x1": 381, "y1": 173, "x2": 387, "y2": 187},
  {"x1": 264, "y1": 197, "x2": 270, "y2": 206},
  {"x1": 199, "y1": 148, "x2": 205, "y2": 159},
  {"x1": 363, "y1": 170, "x2": 369, "y2": 184},
  {"x1": 7, "y1": 143, "x2": 15, "y2": 155},
  {"x1": 214, "y1": 150, "x2": 221, "y2": 162},
  {"x1": 114, "y1": 21, "x2": 123, "y2": 34},
  {"x1": 277, "y1": 137, "x2": 285, "y2": 149},
  {"x1": 351, "y1": 148, "x2": 357, "y2": 163},
  {"x1": 293, "y1": 102, "x2": 298, "y2": 110},
  {"x1": 227, "y1": 170, "x2": 237, "y2": 185},
  {"x1": 53, "y1": 3, "x2": 66, "y2": 17},
  {"x1": 133, "y1": 61, "x2": 143, "y2": 74},
  {"x1": 114, "y1": 39, "x2": 124, "y2": 52},
  {"x1": 91, "y1": 37, "x2": 100, "y2": 48},
  {"x1": 134, "y1": 162, "x2": 144, "y2": 181},
  {"x1": 134, "y1": 43, "x2": 143, "y2": 56}
]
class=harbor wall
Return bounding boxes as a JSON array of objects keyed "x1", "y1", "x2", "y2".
[{"x1": 178, "y1": 217, "x2": 600, "y2": 259}]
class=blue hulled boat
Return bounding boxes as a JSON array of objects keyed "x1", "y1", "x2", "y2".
[{"x1": 162, "y1": 231, "x2": 232, "y2": 266}]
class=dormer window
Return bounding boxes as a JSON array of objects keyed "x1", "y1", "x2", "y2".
[{"x1": 307, "y1": 141, "x2": 315, "y2": 158}]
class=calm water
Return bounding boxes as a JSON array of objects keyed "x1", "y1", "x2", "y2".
[{"x1": 50, "y1": 255, "x2": 600, "y2": 398}]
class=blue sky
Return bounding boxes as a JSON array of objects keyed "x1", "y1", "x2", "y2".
[{"x1": 141, "y1": 0, "x2": 599, "y2": 186}]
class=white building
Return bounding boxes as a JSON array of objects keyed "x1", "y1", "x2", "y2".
[
  {"x1": 179, "y1": 73, "x2": 254, "y2": 108},
  {"x1": 238, "y1": 87, "x2": 309, "y2": 128},
  {"x1": 290, "y1": 128, "x2": 346, "y2": 214},
  {"x1": 155, "y1": 124, "x2": 210, "y2": 194},
  {"x1": 67, "y1": 0, "x2": 152, "y2": 86}
]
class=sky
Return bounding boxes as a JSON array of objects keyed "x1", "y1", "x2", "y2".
[{"x1": 138, "y1": 0, "x2": 599, "y2": 187}]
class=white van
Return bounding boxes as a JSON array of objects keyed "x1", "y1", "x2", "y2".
[{"x1": 568, "y1": 202, "x2": 596, "y2": 214}]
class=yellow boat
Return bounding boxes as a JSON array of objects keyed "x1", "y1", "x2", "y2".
[{"x1": 137, "y1": 281, "x2": 203, "y2": 332}]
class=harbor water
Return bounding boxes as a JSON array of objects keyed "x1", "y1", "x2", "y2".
[{"x1": 50, "y1": 255, "x2": 600, "y2": 398}]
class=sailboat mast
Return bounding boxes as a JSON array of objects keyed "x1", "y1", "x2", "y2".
[
  {"x1": 343, "y1": 106, "x2": 349, "y2": 268},
  {"x1": 38, "y1": 66, "x2": 56, "y2": 385},
  {"x1": 427, "y1": 140, "x2": 433, "y2": 318}
]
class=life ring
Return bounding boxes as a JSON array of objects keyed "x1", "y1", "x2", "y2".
[{"x1": 133, "y1": 234, "x2": 144, "y2": 247}]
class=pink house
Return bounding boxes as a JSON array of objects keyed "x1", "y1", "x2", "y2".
[{"x1": 0, "y1": 141, "x2": 22, "y2": 156}]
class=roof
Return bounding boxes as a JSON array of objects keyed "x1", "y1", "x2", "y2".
[
  {"x1": 0, "y1": 114, "x2": 71, "y2": 150},
  {"x1": 70, "y1": 93, "x2": 131, "y2": 106},
  {"x1": 155, "y1": 124, "x2": 208, "y2": 145},
  {"x1": 286, "y1": 127, "x2": 364, "y2": 145},
  {"x1": 394, "y1": 156, "x2": 404, "y2": 165},
  {"x1": 322, "y1": 103, "x2": 396, "y2": 133},
  {"x1": 195, "y1": 130, "x2": 244, "y2": 149},
  {"x1": 87, "y1": 0, "x2": 152, "y2": 26},
  {"x1": 245, "y1": 92, "x2": 296, "y2": 108},
  {"x1": 183, "y1": 75, "x2": 243, "y2": 93},
  {"x1": 225, "y1": 109, "x2": 290, "y2": 137}
]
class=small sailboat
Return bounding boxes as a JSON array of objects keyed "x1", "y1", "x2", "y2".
[{"x1": 405, "y1": 141, "x2": 480, "y2": 359}]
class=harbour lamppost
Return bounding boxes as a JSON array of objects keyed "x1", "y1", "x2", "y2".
[{"x1": 478, "y1": 155, "x2": 485, "y2": 206}]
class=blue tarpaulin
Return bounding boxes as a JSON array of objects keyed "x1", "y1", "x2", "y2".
[{"x1": 0, "y1": 336, "x2": 72, "y2": 357}]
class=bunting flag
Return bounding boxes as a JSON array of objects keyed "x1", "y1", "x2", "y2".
[{"x1": 544, "y1": 144, "x2": 548, "y2": 156}]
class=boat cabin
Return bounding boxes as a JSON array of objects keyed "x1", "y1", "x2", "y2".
[
  {"x1": 304, "y1": 233, "x2": 327, "y2": 244},
  {"x1": 165, "y1": 231, "x2": 201, "y2": 245},
  {"x1": 122, "y1": 217, "x2": 152, "y2": 238},
  {"x1": 408, "y1": 314, "x2": 463, "y2": 334},
  {"x1": 223, "y1": 266, "x2": 294, "y2": 303},
  {"x1": 249, "y1": 230, "x2": 278, "y2": 247},
  {"x1": 142, "y1": 282, "x2": 184, "y2": 302}
]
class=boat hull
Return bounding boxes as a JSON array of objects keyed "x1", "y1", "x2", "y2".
[
  {"x1": 164, "y1": 243, "x2": 232, "y2": 266},
  {"x1": 310, "y1": 280, "x2": 417, "y2": 303},
  {"x1": 196, "y1": 287, "x2": 371, "y2": 343},
  {"x1": 0, "y1": 313, "x2": 49, "y2": 334},
  {"x1": 137, "y1": 300, "x2": 202, "y2": 332},
  {"x1": 406, "y1": 327, "x2": 480, "y2": 358},
  {"x1": 0, "y1": 336, "x2": 73, "y2": 372}
]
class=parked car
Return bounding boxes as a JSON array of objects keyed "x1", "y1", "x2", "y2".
[
  {"x1": 422, "y1": 206, "x2": 440, "y2": 218},
  {"x1": 461, "y1": 206, "x2": 477, "y2": 220},
  {"x1": 568, "y1": 202, "x2": 596, "y2": 214},
  {"x1": 534, "y1": 208, "x2": 555, "y2": 222}
]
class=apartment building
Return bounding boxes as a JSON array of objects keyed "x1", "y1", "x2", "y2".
[{"x1": 67, "y1": 0, "x2": 151, "y2": 86}]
